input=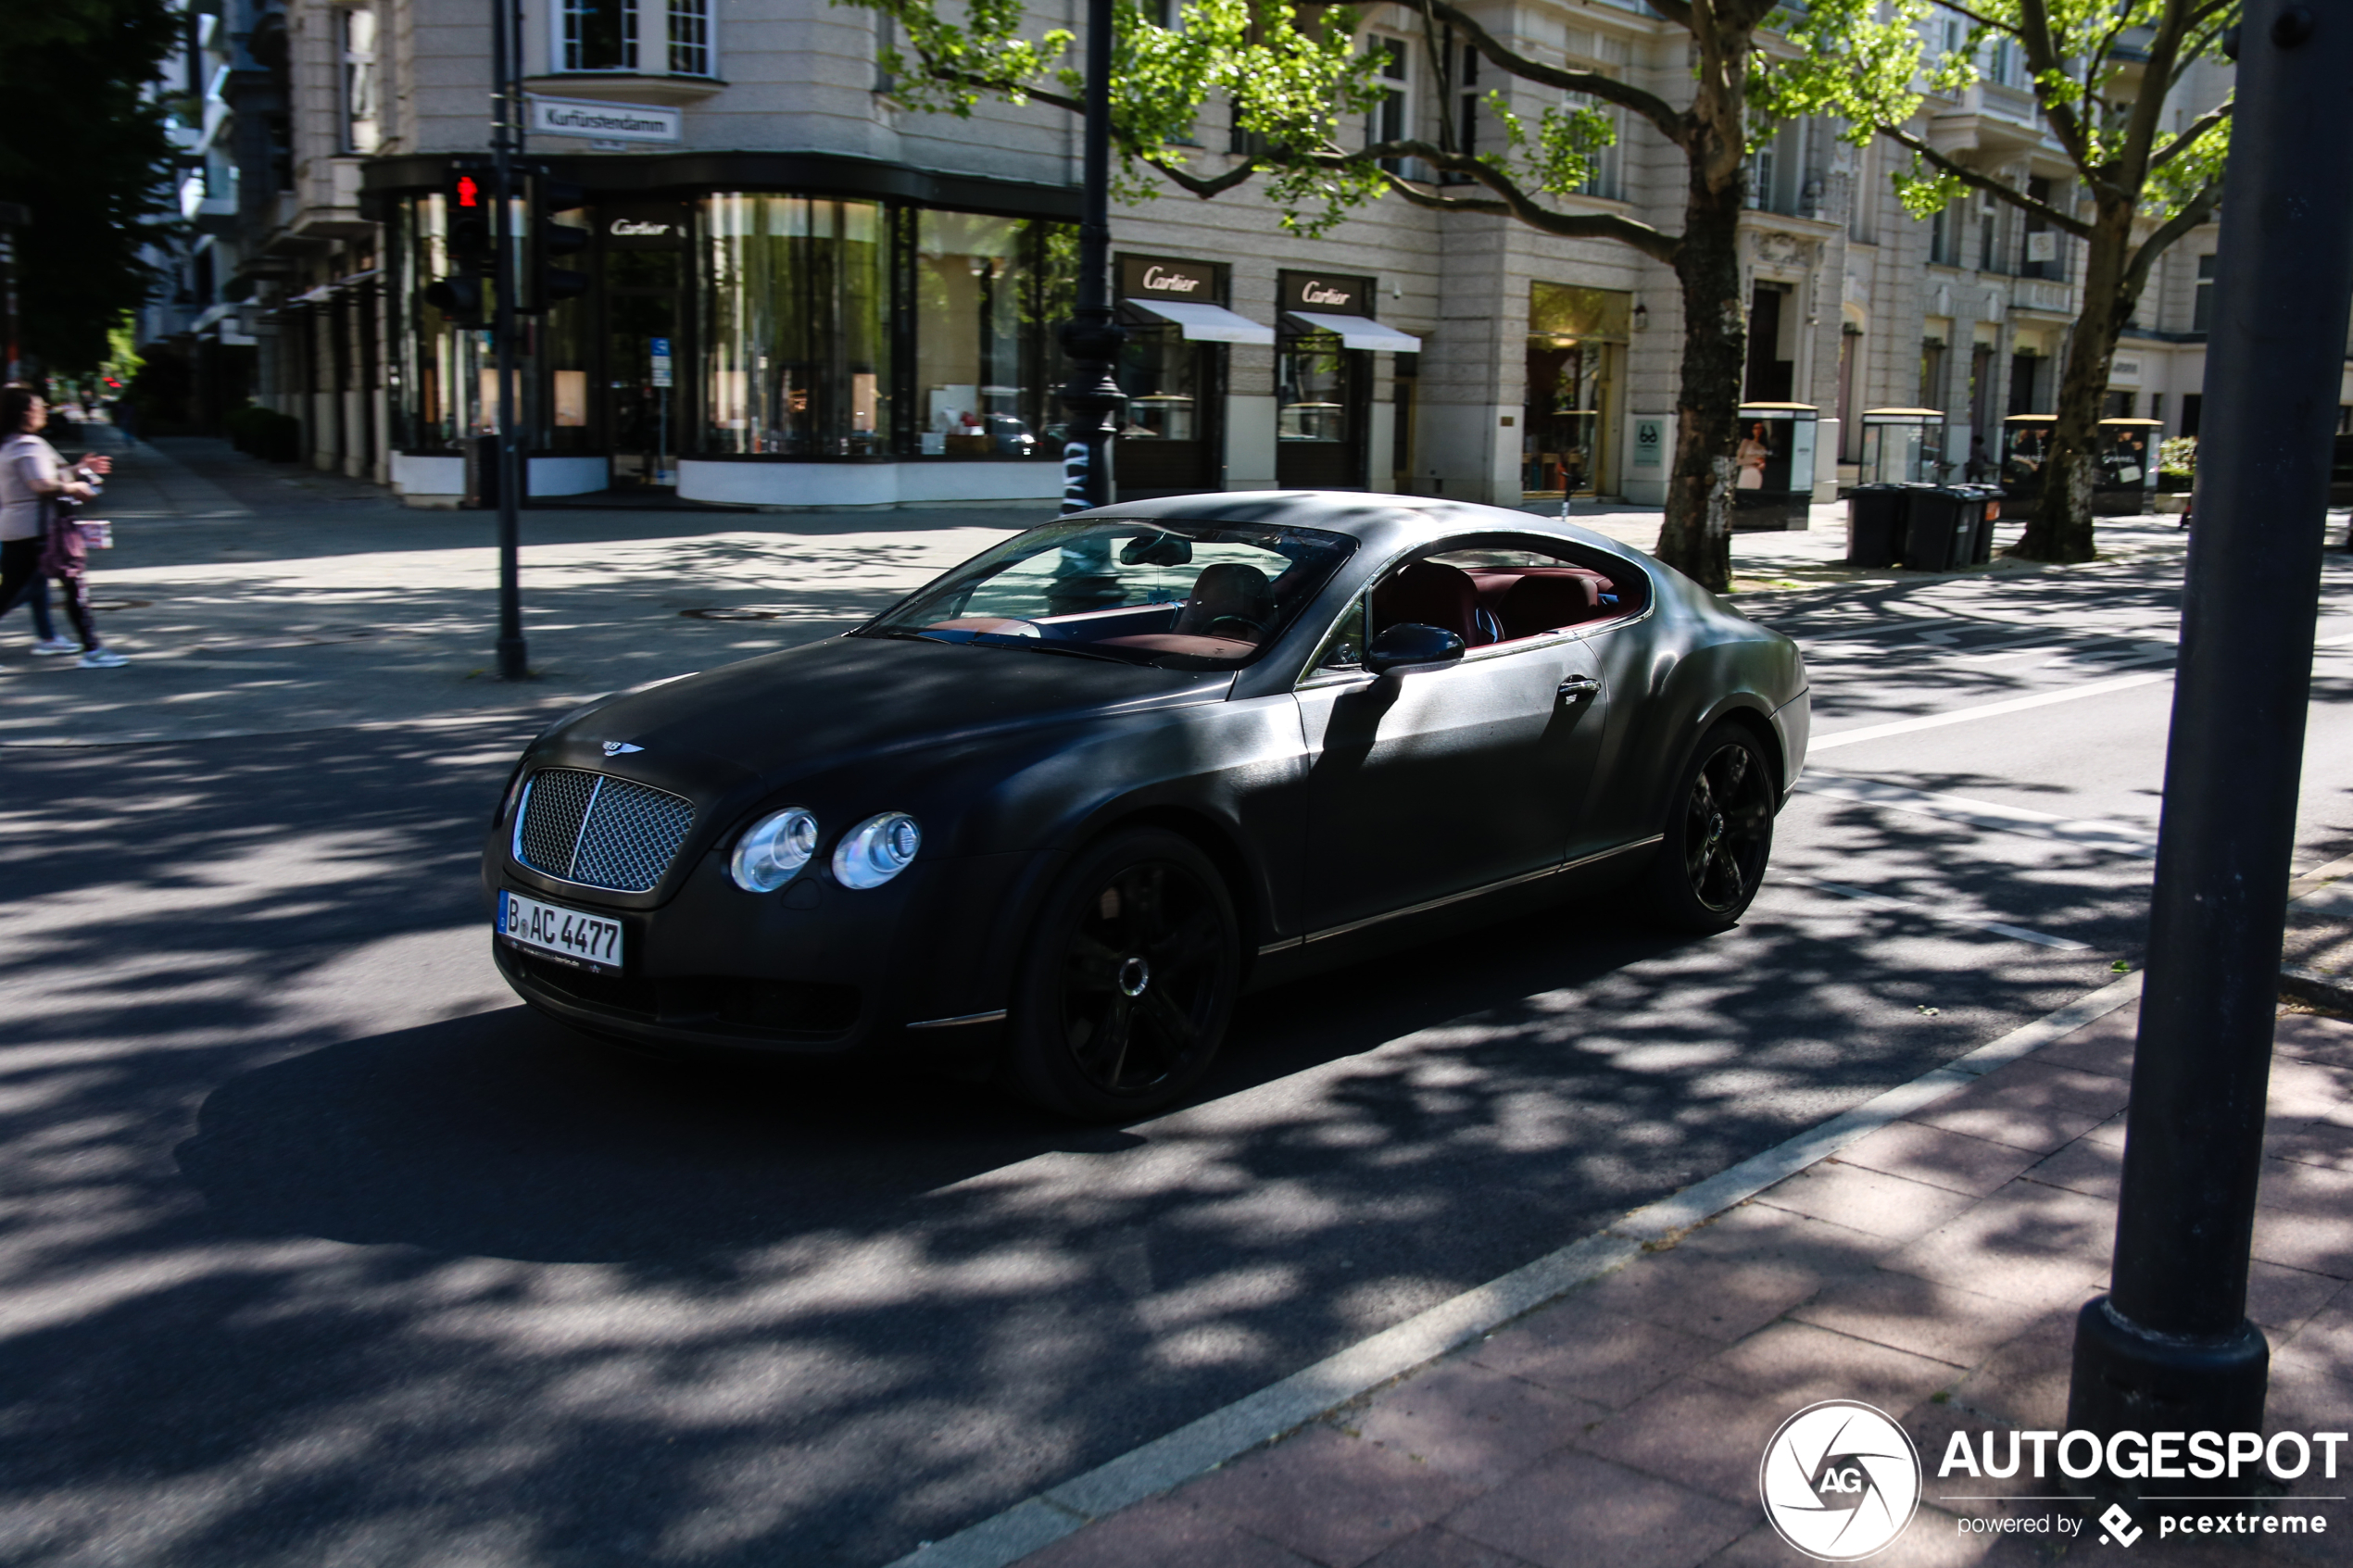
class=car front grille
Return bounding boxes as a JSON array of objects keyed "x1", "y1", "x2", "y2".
[{"x1": 514, "y1": 768, "x2": 696, "y2": 893}]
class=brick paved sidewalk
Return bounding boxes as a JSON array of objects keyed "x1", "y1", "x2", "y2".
[{"x1": 1013, "y1": 1003, "x2": 2353, "y2": 1568}]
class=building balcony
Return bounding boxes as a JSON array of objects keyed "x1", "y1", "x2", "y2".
[
  {"x1": 1925, "y1": 83, "x2": 2047, "y2": 163},
  {"x1": 521, "y1": 73, "x2": 725, "y2": 107},
  {"x1": 2010, "y1": 276, "x2": 2074, "y2": 316}
]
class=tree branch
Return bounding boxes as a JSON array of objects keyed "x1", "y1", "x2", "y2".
[
  {"x1": 2014, "y1": 0, "x2": 2094, "y2": 169},
  {"x1": 1139, "y1": 151, "x2": 1265, "y2": 197},
  {"x1": 1879, "y1": 126, "x2": 2094, "y2": 236},
  {"x1": 2147, "y1": 98, "x2": 2231, "y2": 171},
  {"x1": 2124, "y1": 178, "x2": 2221, "y2": 298},
  {"x1": 1641, "y1": 0, "x2": 1692, "y2": 35},
  {"x1": 1414, "y1": 0, "x2": 1686, "y2": 147},
  {"x1": 1340, "y1": 139, "x2": 1683, "y2": 263}
]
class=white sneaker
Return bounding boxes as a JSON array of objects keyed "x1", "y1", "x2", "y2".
[
  {"x1": 77, "y1": 647, "x2": 128, "y2": 668},
  {"x1": 30, "y1": 637, "x2": 79, "y2": 656}
]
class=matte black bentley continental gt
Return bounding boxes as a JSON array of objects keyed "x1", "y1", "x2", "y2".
[{"x1": 485, "y1": 494, "x2": 1810, "y2": 1118}]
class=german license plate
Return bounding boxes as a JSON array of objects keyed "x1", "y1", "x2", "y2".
[{"x1": 497, "y1": 889, "x2": 623, "y2": 972}]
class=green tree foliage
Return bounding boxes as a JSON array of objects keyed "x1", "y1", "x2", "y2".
[
  {"x1": 850, "y1": 0, "x2": 1823, "y2": 592},
  {"x1": 1760, "y1": 0, "x2": 2234, "y2": 562},
  {"x1": 0, "y1": 0, "x2": 182, "y2": 373}
]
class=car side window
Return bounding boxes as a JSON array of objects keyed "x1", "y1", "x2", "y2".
[{"x1": 1305, "y1": 595, "x2": 1370, "y2": 676}]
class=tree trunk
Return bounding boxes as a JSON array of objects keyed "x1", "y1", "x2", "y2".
[
  {"x1": 2013, "y1": 195, "x2": 2140, "y2": 563},
  {"x1": 1654, "y1": 152, "x2": 1748, "y2": 594}
]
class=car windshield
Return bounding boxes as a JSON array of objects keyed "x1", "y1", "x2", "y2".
[{"x1": 862, "y1": 519, "x2": 1357, "y2": 670}]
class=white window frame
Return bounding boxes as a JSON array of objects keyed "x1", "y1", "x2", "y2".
[
  {"x1": 667, "y1": 0, "x2": 714, "y2": 78},
  {"x1": 337, "y1": 2, "x2": 381, "y2": 154},
  {"x1": 555, "y1": 0, "x2": 640, "y2": 74}
]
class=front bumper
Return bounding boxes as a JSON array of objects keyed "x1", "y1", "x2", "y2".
[{"x1": 487, "y1": 845, "x2": 1056, "y2": 1061}]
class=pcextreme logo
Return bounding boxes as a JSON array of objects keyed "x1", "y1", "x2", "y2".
[{"x1": 1759, "y1": 1401, "x2": 1922, "y2": 1561}]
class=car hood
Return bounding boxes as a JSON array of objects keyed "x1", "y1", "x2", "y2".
[{"x1": 538, "y1": 634, "x2": 1236, "y2": 786}]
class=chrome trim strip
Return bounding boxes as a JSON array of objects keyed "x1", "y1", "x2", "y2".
[
  {"x1": 570, "y1": 775, "x2": 605, "y2": 879},
  {"x1": 1302, "y1": 835, "x2": 1666, "y2": 945},
  {"x1": 1256, "y1": 936, "x2": 1305, "y2": 956},
  {"x1": 906, "y1": 1009, "x2": 1009, "y2": 1030},
  {"x1": 510, "y1": 774, "x2": 535, "y2": 866}
]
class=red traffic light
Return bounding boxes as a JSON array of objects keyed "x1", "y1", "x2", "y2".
[{"x1": 456, "y1": 175, "x2": 480, "y2": 208}]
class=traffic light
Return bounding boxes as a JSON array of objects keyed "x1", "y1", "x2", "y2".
[
  {"x1": 422, "y1": 166, "x2": 493, "y2": 325},
  {"x1": 522, "y1": 172, "x2": 591, "y2": 315}
]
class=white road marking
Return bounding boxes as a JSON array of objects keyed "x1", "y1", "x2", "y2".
[
  {"x1": 1770, "y1": 871, "x2": 2095, "y2": 950},
  {"x1": 1795, "y1": 771, "x2": 2159, "y2": 859},
  {"x1": 1807, "y1": 669, "x2": 2176, "y2": 751}
]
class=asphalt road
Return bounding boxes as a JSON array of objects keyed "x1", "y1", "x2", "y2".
[{"x1": 4, "y1": 510, "x2": 2351, "y2": 1566}]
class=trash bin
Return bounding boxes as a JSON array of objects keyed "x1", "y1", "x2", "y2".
[
  {"x1": 1954, "y1": 484, "x2": 2002, "y2": 565},
  {"x1": 1900, "y1": 486, "x2": 1974, "y2": 571},
  {"x1": 1846, "y1": 483, "x2": 1906, "y2": 569}
]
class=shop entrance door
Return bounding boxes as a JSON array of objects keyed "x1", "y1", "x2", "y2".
[
  {"x1": 604, "y1": 245, "x2": 685, "y2": 489},
  {"x1": 1276, "y1": 332, "x2": 1367, "y2": 488},
  {"x1": 1522, "y1": 340, "x2": 1618, "y2": 497},
  {"x1": 1115, "y1": 324, "x2": 1220, "y2": 496}
]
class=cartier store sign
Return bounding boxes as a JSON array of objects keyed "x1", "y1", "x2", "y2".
[
  {"x1": 1120, "y1": 254, "x2": 1226, "y2": 301},
  {"x1": 1279, "y1": 270, "x2": 1374, "y2": 317}
]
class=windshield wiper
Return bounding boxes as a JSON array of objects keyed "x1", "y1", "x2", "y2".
[{"x1": 971, "y1": 635, "x2": 1140, "y2": 665}]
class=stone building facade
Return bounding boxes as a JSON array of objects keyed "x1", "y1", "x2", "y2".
[{"x1": 137, "y1": 0, "x2": 2338, "y2": 509}]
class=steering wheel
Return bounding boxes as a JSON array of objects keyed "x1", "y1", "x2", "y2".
[{"x1": 1204, "y1": 615, "x2": 1266, "y2": 640}]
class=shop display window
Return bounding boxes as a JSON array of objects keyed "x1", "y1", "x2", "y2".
[
  {"x1": 1277, "y1": 333, "x2": 1351, "y2": 445},
  {"x1": 1523, "y1": 282, "x2": 1628, "y2": 497},
  {"x1": 914, "y1": 213, "x2": 1069, "y2": 459},
  {"x1": 699, "y1": 194, "x2": 889, "y2": 457}
]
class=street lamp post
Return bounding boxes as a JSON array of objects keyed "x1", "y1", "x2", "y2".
[
  {"x1": 2064, "y1": 0, "x2": 2353, "y2": 1480},
  {"x1": 489, "y1": 0, "x2": 528, "y2": 679},
  {"x1": 1054, "y1": 0, "x2": 1125, "y2": 512}
]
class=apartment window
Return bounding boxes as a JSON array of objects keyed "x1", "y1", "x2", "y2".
[
  {"x1": 1849, "y1": 139, "x2": 1877, "y2": 245},
  {"x1": 2020, "y1": 176, "x2": 2058, "y2": 278},
  {"x1": 1568, "y1": 94, "x2": 1621, "y2": 200},
  {"x1": 1920, "y1": 339, "x2": 1948, "y2": 410},
  {"x1": 1978, "y1": 191, "x2": 2000, "y2": 272},
  {"x1": 339, "y1": 6, "x2": 381, "y2": 152},
  {"x1": 562, "y1": 0, "x2": 635, "y2": 72},
  {"x1": 1368, "y1": 37, "x2": 1409, "y2": 169},
  {"x1": 1458, "y1": 44, "x2": 1478, "y2": 160},
  {"x1": 668, "y1": 0, "x2": 711, "y2": 76},
  {"x1": 1930, "y1": 205, "x2": 1957, "y2": 266},
  {"x1": 2192, "y1": 253, "x2": 2215, "y2": 333}
]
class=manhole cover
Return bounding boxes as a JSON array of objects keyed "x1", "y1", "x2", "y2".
[
  {"x1": 86, "y1": 599, "x2": 152, "y2": 611},
  {"x1": 681, "y1": 607, "x2": 780, "y2": 621}
]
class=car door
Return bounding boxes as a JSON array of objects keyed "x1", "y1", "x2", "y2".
[{"x1": 1293, "y1": 596, "x2": 1611, "y2": 935}]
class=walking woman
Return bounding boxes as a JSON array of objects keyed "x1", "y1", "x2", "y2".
[{"x1": 0, "y1": 385, "x2": 122, "y2": 667}]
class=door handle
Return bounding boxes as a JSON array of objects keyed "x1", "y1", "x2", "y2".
[{"x1": 1557, "y1": 675, "x2": 1602, "y2": 699}]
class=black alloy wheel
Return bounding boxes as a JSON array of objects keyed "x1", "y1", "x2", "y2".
[
  {"x1": 1641, "y1": 722, "x2": 1777, "y2": 931},
  {"x1": 1004, "y1": 828, "x2": 1239, "y2": 1120}
]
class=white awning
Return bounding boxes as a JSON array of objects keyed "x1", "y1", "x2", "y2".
[
  {"x1": 1284, "y1": 310, "x2": 1423, "y2": 352},
  {"x1": 1124, "y1": 297, "x2": 1276, "y2": 345}
]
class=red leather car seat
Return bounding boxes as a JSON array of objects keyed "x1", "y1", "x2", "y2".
[
  {"x1": 1497, "y1": 571, "x2": 1602, "y2": 638},
  {"x1": 1372, "y1": 560, "x2": 1490, "y2": 646}
]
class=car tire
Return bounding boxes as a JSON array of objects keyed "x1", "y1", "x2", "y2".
[
  {"x1": 1639, "y1": 721, "x2": 1777, "y2": 933},
  {"x1": 1001, "y1": 827, "x2": 1241, "y2": 1121}
]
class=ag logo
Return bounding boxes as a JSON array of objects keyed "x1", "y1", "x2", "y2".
[{"x1": 1759, "y1": 1400, "x2": 1922, "y2": 1561}]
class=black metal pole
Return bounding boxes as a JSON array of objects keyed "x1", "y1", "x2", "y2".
[
  {"x1": 1054, "y1": 0, "x2": 1125, "y2": 512},
  {"x1": 490, "y1": 0, "x2": 528, "y2": 679},
  {"x1": 2066, "y1": 0, "x2": 2353, "y2": 1484}
]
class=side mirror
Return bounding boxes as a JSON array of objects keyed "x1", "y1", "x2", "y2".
[{"x1": 1365, "y1": 622, "x2": 1466, "y2": 674}]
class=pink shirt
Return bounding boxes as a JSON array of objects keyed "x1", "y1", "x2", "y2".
[{"x1": 0, "y1": 433, "x2": 63, "y2": 543}]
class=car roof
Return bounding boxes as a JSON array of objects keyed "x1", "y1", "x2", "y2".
[{"x1": 1071, "y1": 491, "x2": 1650, "y2": 566}]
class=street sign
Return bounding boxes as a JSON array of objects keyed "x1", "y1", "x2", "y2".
[
  {"x1": 649, "y1": 337, "x2": 673, "y2": 388},
  {"x1": 527, "y1": 96, "x2": 682, "y2": 144}
]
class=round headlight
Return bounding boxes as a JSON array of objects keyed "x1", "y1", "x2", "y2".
[
  {"x1": 833, "y1": 812, "x2": 922, "y2": 889},
  {"x1": 730, "y1": 807, "x2": 820, "y2": 893}
]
